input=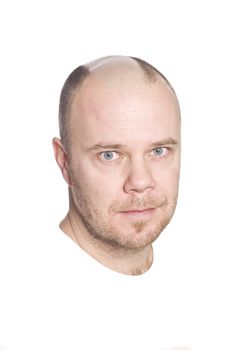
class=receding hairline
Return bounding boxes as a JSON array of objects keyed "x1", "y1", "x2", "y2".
[
  {"x1": 58, "y1": 55, "x2": 178, "y2": 151},
  {"x1": 83, "y1": 55, "x2": 175, "y2": 89}
]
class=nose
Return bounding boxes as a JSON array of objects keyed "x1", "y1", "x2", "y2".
[{"x1": 123, "y1": 158, "x2": 156, "y2": 194}]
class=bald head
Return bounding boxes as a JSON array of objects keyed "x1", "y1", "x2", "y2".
[
  {"x1": 58, "y1": 55, "x2": 178, "y2": 151},
  {"x1": 86, "y1": 56, "x2": 156, "y2": 83}
]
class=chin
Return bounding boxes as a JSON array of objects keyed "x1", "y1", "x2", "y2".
[
  {"x1": 119, "y1": 215, "x2": 172, "y2": 249},
  {"x1": 110, "y1": 227, "x2": 163, "y2": 250}
]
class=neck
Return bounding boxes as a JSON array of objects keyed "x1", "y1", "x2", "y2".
[{"x1": 60, "y1": 209, "x2": 153, "y2": 275}]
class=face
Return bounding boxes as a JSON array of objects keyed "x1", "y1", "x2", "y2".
[{"x1": 66, "y1": 74, "x2": 181, "y2": 250}]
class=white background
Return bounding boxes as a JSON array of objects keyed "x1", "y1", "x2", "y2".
[{"x1": 0, "y1": 0, "x2": 231, "y2": 349}]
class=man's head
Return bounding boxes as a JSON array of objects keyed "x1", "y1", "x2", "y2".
[{"x1": 53, "y1": 55, "x2": 181, "y2": 258}]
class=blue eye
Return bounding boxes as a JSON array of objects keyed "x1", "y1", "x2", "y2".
[
  {"x1": 101, "y1": 151, "x2": 115, "y2": 161},
  {"x1": 152, "y1": 147, "x2": 166, "y2": 156},
  {"x1": 103, "y1": 151, "x2": 114, "y2": 160}
]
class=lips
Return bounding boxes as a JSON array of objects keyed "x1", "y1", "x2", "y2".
[
  {"x1": 119, "y1": 208, "x2": 156, "y2": 217},
  {"x1": 121, "y1": 208, "x2": 154, "y2": 213}
]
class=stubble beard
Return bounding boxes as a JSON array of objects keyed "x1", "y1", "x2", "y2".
[{"x1": 69, "y1": 178, "x2": 178, "y2": 251}]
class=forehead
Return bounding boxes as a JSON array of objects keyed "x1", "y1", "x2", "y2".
[{"x1": 70, "y1": 75, "x2": 180, "y2": 147}]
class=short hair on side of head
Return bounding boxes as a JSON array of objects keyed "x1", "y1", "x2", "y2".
[
  {"x1": 59, "y1": 65, "x2": 90, "y2": 151},
  {"x1": 130, "y1": 56, "x2": 176, "y2": 94}
]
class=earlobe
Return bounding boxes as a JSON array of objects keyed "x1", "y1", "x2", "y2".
[{"x1": 52, "y1": 137, "x2": 72, "y2": 186}]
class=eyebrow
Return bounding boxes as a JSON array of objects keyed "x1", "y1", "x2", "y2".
[
  {"x1": 86, "y1": 137, "x2": 178, "y2": 151},
  {"x1": 150, "y1": 137, "x2": 178, "y2": 148}
]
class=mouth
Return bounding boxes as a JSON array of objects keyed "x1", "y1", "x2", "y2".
[{"x1": 118, "y1": 208, "x2": 156, "y2": 218}]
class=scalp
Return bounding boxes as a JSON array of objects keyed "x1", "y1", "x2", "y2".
[{"x1": 58, "y1": 55, "x2": 178, "y2": 151}]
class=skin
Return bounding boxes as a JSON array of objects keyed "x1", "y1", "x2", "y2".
[{"x1": 53, "y1": 57, "x2": 181, "y2": 275}]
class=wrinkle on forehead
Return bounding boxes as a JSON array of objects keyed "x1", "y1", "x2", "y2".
[
  {"x1": 70, "y1": 77, "x2": 180, "y2": 141},
  {"x1": 74, "y1": 77, "x2": 180, "y2": 119}
]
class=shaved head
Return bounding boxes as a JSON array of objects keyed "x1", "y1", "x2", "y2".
[{"x1": 58, "y1": 55, "x2": 177, "y2": 151}]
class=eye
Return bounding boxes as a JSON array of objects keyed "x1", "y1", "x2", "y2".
[
  {"x1": 99, "y1": 151, "x2": 119, "y2": 161},
  {"x1": 152, "y1": 147, "x2": 167, "y2": 157}
]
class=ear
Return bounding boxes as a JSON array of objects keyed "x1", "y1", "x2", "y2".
[{"x1": 52, "y1": 137, "x2": 72, "y2": 186}]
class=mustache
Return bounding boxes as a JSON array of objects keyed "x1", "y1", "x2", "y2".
[{"x1": 109, "y1": 195, "x2": 168, "y2": 212}]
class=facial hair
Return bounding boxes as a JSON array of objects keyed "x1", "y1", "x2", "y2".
[{"x1": 69, "y1": 176, "x2": 178, "y2": 250}]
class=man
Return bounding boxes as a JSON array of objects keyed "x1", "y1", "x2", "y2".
[
  {"x1": 53, "y1": 55, "x2": 181, "y2": 275},
  {"x1": 0, "y1": 56, "x2": 189, "y2": 350}
]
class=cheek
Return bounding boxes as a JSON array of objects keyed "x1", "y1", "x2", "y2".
[
  {"x1": 156, "y1": 165, "x2": 180, "y2": 198},
  {"x1": 75, "y1": 162, "x2": 123, "y2": 201}
]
